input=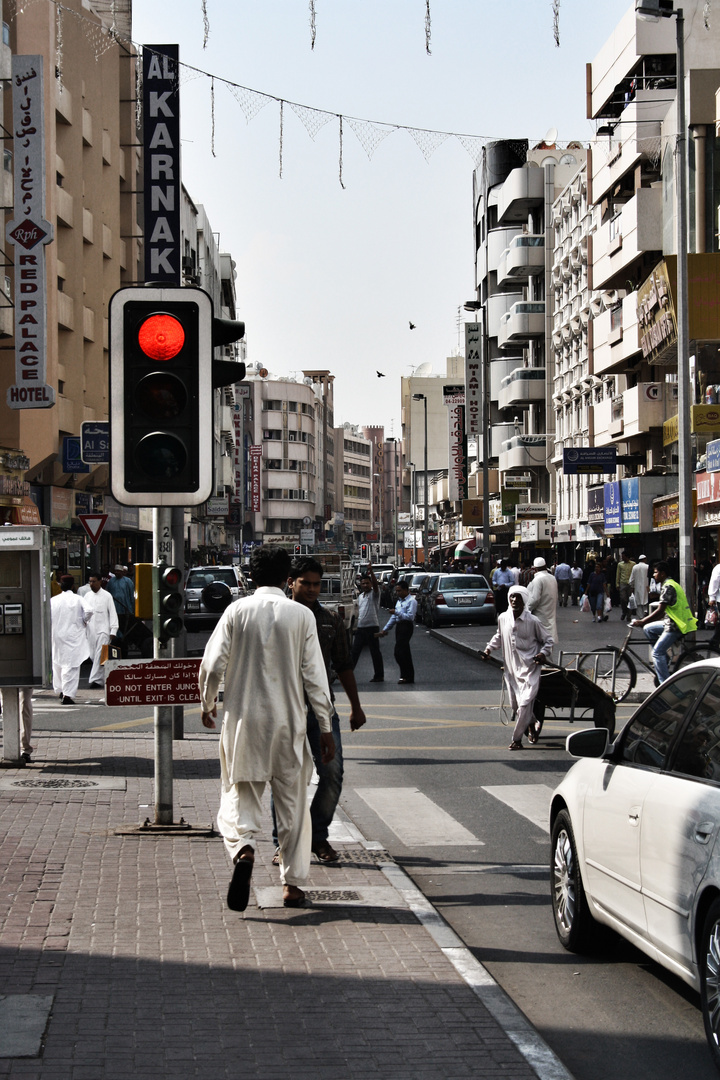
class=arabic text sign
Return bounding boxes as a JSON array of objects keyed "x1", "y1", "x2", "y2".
[
  {"x1": 562, "y1": 447, "x2": 617, "y2": 475},
  {"x1": 707, "y1": 439, "x2": 720, "y2": 473},
  {"x1": 105, "y1": 658, "x2": 202, "y2": 706},
  {"x1": 81, "y1": 422, "x2": 110, "y2": 464},
  {"x1": 7, "y1": 56, "x2": 55, "y2": 409}
]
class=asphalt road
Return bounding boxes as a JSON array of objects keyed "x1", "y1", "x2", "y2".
[{"x1": 15, "y1": 611, "x2": 718, "y2": 1080}]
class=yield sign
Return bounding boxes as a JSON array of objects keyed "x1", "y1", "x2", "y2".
[{"x1": 78, "y1": 513, "x2": 108, "y2": 545}]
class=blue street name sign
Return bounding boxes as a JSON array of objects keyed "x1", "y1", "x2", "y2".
[
  {"x1": 62, "y1": 436, "x2": 89, "y2": 474},
  {"x1": 81, "y1": 421, "x2": 110, "y2": 464},
  {"x1": 562, "y1": 447, "x2": 617, "y2": 474},
  {"x1": 707, "y1": 439, "x2": 720, "y2": 473}
]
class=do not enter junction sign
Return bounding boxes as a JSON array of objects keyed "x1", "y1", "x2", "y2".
[{"x1": 105, "y1": 659, "x2": 202, "y2": 706}]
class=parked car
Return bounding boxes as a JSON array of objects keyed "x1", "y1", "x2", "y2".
[
  {"x1": 184, "y1": 566, "x2": 247, "y2": 634},
  {"x1": 416, "y1": 573, "x2": 440, "y2": 624},
  {"x1": 423, "y1": 573, "x2": 496, "y2": 627},
  {"x1": 549, "y1": 659, "x2": 720, "y2": 1072},
  {"x1": 398, "y1": 572, "x2": 430, "y2": 596}
]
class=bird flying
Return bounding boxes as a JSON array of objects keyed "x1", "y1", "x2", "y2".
[
  {"x1": 409, "y1": 321, "x2": 416, "y2": 330},
  {"x1": 377, "y1": 371, "x2": 386, "y2": 378}
]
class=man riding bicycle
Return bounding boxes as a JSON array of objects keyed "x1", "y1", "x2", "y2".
[{"x1": 630, "y1": 561, "x2": 697, "y2": 683}]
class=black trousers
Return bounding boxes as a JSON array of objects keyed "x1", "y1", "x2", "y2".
[
  {"x1": 394, "y1": 621, "x2": 414, "y2": 682},
  {"x1": 351, "y1": 626, "x2": 384, "y2": 678}
]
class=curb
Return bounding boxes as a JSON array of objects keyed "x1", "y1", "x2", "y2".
[{"x1": 336, "y1": 805, "x2": 576, "y2": 1080}]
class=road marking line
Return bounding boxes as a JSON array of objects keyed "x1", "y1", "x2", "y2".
[
  {"x1": 355, "y1": 786, "x2": 482, "y2": 846},
  {"x1": 482, "y1": 784, "x2": 554, "y2": 834}
]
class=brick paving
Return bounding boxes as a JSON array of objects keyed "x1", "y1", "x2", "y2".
[{"x1": 0, "y1": 732, "x2": 541, "y2": 1079}]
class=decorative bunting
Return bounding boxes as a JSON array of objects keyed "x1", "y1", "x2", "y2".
[
  {"x1": 202, "y1": 0, "x2": 210, "y2": 47},
  {"x1": 309, "y1": 0, "x2": 317, "y2": 50},
  {"x1": 345, "y1": 117, "x2": 396, "y2": 160},
  {"x1": 228, "y1": 83, "x2": 272, "y2": 124},
  {"x1": 425, "y1": 0, "x2": 431, "y2": 55},
  {"x1": 704, "y1": 1, "x2": 711, "y2": 28},
  {"x1": 552, "y1": 0, "x2": 560, "y2": 47},
  {"x1": 56, "y1": 1, "x2": 63, "y2": 89},
  {"x1": 456, "y1": 135, "x2": 485, "y2": 167},
  {"x1": 289, "y1": 101, "x2": 333, "y2": 140},
  {"x1": 338, "y1": 115, "x2": 345, "y2": 189},
  {"x1": 210, "y1": 77, "x2": 215, "y2": 157},
  {"x1": 407, "y1": 127, "x2": 450, "y2": 163},
  {"x1": 279, "y1": 99, "x2": 284, "y2": 179}
]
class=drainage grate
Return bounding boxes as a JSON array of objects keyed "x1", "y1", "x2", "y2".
[
  {"x1": 11, "y1": 778, "x2": 99, "y2": 789},
  {"x1": 338, "y1": 848, "x2": 394, "y2": 866},
  {"x1": 304, "y1": 889, "x2": 361, "y2": 902}
]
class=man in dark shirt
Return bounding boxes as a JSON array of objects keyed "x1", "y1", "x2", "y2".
[{"x1": 283, "y1": 556, "x2": 366, "y2": 863}]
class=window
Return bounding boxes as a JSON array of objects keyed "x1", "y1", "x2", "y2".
[
  {"x1": 266, "y1": 488, "x2": 283, "y2": 500},
  {"x1": 288, "y1": 401, "x2": 297, "y2": 412},
  {"x1": 2, "y1": 23, "x2": 9, "y2": 46},
  {"x1": 668, "y1": 675, "x2": 720, "y2": 781},
  {"x1": 265, "y1": 459, "x2": 281, "y2": 470},
  {"x1": 263, "y1": 430, "x2": 282, "y2": 440},
  {"x1": 262, "y1": 400, "x2": 282, "y2": 411},
  {"x1": 4, "y1": 150, "x2": 12, "y2": 173},
  {"x1": 617, "y1": 672, "x2": 709, "y2": 769},
  {"x1": 288, "y1": 431, "x2": 297, "y2": 442}
]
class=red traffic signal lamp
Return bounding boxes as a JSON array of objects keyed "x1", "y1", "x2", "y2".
[
  {"x1": 154, "y1": 563, "x2": 184, "y2": 644},
  {"x1": 110, "y1": 286, "x2": 213, "y2": 506},
  {"x1": 360, "y1": 544, "x2": 368, "y2": 560}
]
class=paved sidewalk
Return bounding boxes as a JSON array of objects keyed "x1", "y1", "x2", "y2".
[{"x1": 0, "y1": 731, "x2": 573, "y2": 1080}]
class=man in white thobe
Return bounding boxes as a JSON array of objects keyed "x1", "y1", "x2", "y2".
[
  {"x1": 628, "y1": 554, "x2": 650, "y2": 619},
  {"x1": 199, "y1": 545, "x2": 334, "y2": 911},
  {"x1": 484, "y1": 585, "x2": 553, "y2": 751},
  {"x1": 51, "y1": 576, "x2": 91, "y2": 705},
  {"x1": 82, "y1": 573, "x2": 119, "y2": 687},
  {"x1": 527, "y1": 556, "x2": 558, "y2": 654}
]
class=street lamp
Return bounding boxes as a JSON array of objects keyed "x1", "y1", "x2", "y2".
[
  {"x1": 373, "y1": 472, "x2": 382, "y2": 559},
  {"x1": 412, "y1": 393, "x2": 429, "y2": 566},
  {"x1": 634, "y1": 0, "x2": 691, "y2": 604}
]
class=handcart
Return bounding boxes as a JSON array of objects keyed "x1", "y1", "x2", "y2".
[{"x1": 481, "y1": 650, "x2": 616, "y2": 739}]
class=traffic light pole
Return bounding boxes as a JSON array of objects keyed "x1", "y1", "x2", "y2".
[
  {"x1": 153, "y1": 506, "x2": 174, "y2": 826},
  {"x1": 171, "y1": 504, "x2": 185, "y2": 740}
]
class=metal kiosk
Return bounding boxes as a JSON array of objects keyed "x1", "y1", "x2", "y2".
[{"x1": 0, "y1": 526, "x2": 52, "y2": 764}]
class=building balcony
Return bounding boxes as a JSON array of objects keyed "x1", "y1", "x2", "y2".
[
  {"x1": 491, "y1": 423, "x2": 517, "y2": 458},
  {"x1": 497, "y1": 166, "x2": 544, "y2": 225},
  {"x1": 497, "y1": 235, "x2": 545, "y2": 287},
  {"x1": 490, "y1": 356, "x2": 524, "y2": 398},
  {"x1": 56, "y1": 187, "x2": 73, "y2": 228},
  {"x1": 498, "y1": 434, "x2": 547, "y2": 473},
  {"x1": 498, "y1": 302, "x2": 545, "y2": 349},
  {"x1": 498, "y1": 367, "x2": 546, "y2": 410},
  {"x1": 487, "y1": 290, "x2": 522, "y2": 339},
  {"x1": 55, "y1": 82, "x2": 72, "y2": 125},
  {"x1": 57, "y1": 291, "x2": 74, "y2": 332},
  {"x1": 487, "y1": 227, "x2": 522, "y2": 276},
  {"x1": 621, "y1": 382, "x2": 668, "y2": 438},
  {"x1": 593, "y1": 186, "x2": 662, "y2": 291},
  {"x1": 593, "y1": 292, "x2": 642, "y2": 375}
]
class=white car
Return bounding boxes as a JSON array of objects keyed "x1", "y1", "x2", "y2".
[{"x1": 550, "y1": 659, "x2": 720, "y2": 1072}]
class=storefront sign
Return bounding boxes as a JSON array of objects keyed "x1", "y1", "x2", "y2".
[
  {"x1": 587, "y1": 486, "x2": 605, "y2": 526},
  {"x1": 49, "y1": 486, "x2": 72, "y2": 529},
  {"x1": 464, "y1": 324, "x2": 481, "y2": 436},
  {"x1": 516, "y1": 503, "x2": 549, "y2": 520},
  {"x1": 652, "y1": 491, "x2": 698, "y2": 530},
  {"x1": 620, "y1": 477, "x2": 639, "y2": 533},
  {"x1": 697, "y1": 470, "x2": 720, "y2": 505},
  {"x1": 62, "y1": 437, "x2": 89, "y2": 474},
  {"x1": 664, "y1": 405, "x2": 720, "y2": 446},
  {"x1": 501, "y1": 489, "x2": 521, "y2": 517},
  {"x1": 461, "y1": 499, "x2": 484, "y2": 526},
  {"x1": 603, "y1": 481, "x2": 622, "y2": 533},
  {"x1": 6, "y1": 56, "x2": 55, "y2": 409},
  {"x1": 563, "y1": 447, "x2": 617, "y2": 475},
  {"x1": 447, "y1": 404, "x2": 468, "y2": 501},
  {"x1": 248, "y1": 445, "x2": 262, "y2": 513},
  {"x1": 143, "y1": 45, "x2": 181, "y2": 284},
  {"x1": 637, "y1": 260, "x2": 677, "y2": 365},
  {"x1": 443, "y1": 384, "x2": 465, "y2": 406},
  {"x1": 206, "y1": 496, "x2": 229, "y2": 517},
  {"x1": 503, "y1": 475, "x2": 532, "y2": 489}
]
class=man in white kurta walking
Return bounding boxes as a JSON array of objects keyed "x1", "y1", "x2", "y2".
[
  {"x1": 628, "y1": 554, "x2": 650, "y2": 618},
  {"x1": 484, "y1": 585, "x2": 553, "y2": 751},
  {"x1": 199, "y1": 545, "x2": 334, "y2": 911},
  {"x1": 82, "y1": 573, "x2": 119, "y2": 687},
  {"x1": 51, "y1": 576, "x2": 91, "y2": 705},
  {"x1": 527, "y1": 557, "x2": 558, "y2": 654}
]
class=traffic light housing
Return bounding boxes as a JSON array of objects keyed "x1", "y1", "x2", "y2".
[
  {"x1": 109, "y1": 286, "x2": 213, "y2": 506},
  {"x1": 153, "y1": 563, "x2": 184, "y2": 643},
  {"x1": 361, "y1": 544, "x2": 368, "y2": 560}
]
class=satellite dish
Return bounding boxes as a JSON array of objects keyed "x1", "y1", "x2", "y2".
[
  {"x1": 544, "y1": 126, "x2": 558, "y2": 145},
  {"x1": 414, "y1": 362, "x2": 432, "y2": 377}
]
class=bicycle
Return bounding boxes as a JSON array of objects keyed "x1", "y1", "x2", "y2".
[{"x1": 577, "y1": 628, "x2": 720, "y2": 703}]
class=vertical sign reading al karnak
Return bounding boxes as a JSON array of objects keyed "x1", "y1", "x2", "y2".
[{"x1": 143, "y1": 45, "x2": 181, "y2": 285}]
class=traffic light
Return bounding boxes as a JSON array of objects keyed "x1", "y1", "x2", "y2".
[
  {"x1": 294, "y1": 544, "x2": 302, "y2": 554},
  {"x1": 153, "y1": 563, "x2": 184, "y2": 643},
  {"x1": 361, "y1": 544, "x2": 368, "y2": 560},
  {"x1": 109, "y1": 286, "x2": 213, "y2": 506}
]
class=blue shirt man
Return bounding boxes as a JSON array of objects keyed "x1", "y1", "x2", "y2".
[{"x1": 379, "y1": 582, "x2": 417, "y2": 684}]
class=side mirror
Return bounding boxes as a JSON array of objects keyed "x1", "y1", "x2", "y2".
[{"x1": 566, "y1": 727, "x2": 609, "y2": 759}]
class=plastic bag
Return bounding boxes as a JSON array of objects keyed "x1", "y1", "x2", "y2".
[
  {"x1": 628, "y1": 594, "x2": 637, "y2": 611},
  {"x1": 603, "y1": 595, "x2": 612, "y2": 614},
  {"x1": 581, "y1": 594, "x2": 591, "y2": 613},
  {"x1": 706, "y1": 606, "x2": 718, "y2": 629}
]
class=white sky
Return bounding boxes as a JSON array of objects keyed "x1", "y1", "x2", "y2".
[{"x1": 131, "y1": 0, "x2": 632, "y2": 434}]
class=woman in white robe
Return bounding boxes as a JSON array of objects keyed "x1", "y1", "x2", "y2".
[{"x1": 484, "y1": 585, "x2": 553, "y2": 751}]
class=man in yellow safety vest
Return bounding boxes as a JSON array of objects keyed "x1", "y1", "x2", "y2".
[{"x1": 631, "y1": 561, "x2": 697, "y2": 683}]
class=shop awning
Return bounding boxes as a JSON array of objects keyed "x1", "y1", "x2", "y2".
[{"x1": 455, "y1": 537, "x2": 477, "y2": 558}]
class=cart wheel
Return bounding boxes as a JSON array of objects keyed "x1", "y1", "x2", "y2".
[{"x1": 578, "y1": 647, "x2": 635, "y2": 703}]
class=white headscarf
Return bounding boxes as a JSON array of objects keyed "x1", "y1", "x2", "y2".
[{"x1": 508, "y1": 585, "x2": 530, "y2": 604}]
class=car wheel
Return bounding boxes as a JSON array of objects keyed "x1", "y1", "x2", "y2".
[
  {"x1": 551, "y1": 809, "x2": 595, "y2": 952},
  {"x1": 700, "y1": 898, "x2": 720, "y2": 1073}
]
